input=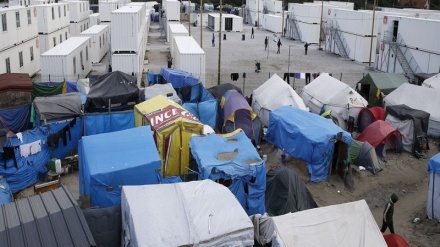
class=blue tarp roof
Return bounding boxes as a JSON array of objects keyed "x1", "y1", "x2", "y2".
[
  {"x1": 160, "y1": 68, "x2": 199, "y2": 88},
  {"x1": 428, "y1": 153, "x2": 440, "y2": 175},
  {"x1": 266, "y1": 106, "x2": 352, "y2": 182},
  {"x1": 79, "y1": 126, "x2": 161, "y2": 207},
  {"x1": 190, "y1": 130, "x2": 266, "y2": 215}
]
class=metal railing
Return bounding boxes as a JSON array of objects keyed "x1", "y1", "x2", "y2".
[
  {"x1": 329, "y1": 21, "x2": 350, "y2": 59},
  {"x1": 384, "y1": 31, "x2": 421, "y2": 77},
  {"x1": 286, "y1": 15, "x2": 302, "y2": 41}
]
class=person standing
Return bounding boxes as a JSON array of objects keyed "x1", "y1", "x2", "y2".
[
  {"x1": 264, "y1": 36, "x2": 268, "y2": 51},
  {"x1": 304, "y1": 43, "x2": 309, "y2": 55},
  {"x1": 212, "y1": 33, "x2": 215, "y2": 47},
  {"x1": 251, "y1": 27, "x2": 255, "y2": 39},
  {"x1": 381, "y1": 193, "x2": 399, "y2": 234},
  {"x1": 305, "y1": 73, "x2": 311, "y2": 85},
  {"x1": 277, "y1": 39, "x2": 282, "y2": 54}
]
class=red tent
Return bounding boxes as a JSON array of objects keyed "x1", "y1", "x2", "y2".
[
  {"x1": 357, "y1": 120, "x2": 402, "y2": 158},
  {"x1": 383, "y1": 234, "x2": 410, "y2": 247},
  {"x1": 357, "y1": 106, "x2": 386, "y2": 132}
]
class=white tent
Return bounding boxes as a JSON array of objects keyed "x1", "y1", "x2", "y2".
[
  {"x1": 301, "y1": 73, "x2": 368, "y2": 130},
  {"x1": 252, "y1": 74, "x2": 308, "y2": 127},
  {"x1": 272, "y1": 200, "x2": 387, "y2": 247},
  {"x1": 384, "y1": 83, "x2": 440, "y2": 137},
  {"x1": 422, "y1": 73, "x2": 440, "y2": 89},
  {"x1": 121, "y1": 180, "x2": 254, "y2": 247}
]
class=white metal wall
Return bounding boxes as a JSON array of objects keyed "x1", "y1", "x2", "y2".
[
  {"x1": 36, "y1": 3, "x2": 70, "y2": 34},
  {"x1": 264, "y1": 0, "x2": 282, "y2": 14},
  {"x1": 99, "y1": 0, "x2": 123, "y2": 22},
  {"x1": 166, "y1": 0, "x2": 180, "y2": 22},
  {"x1": 247, "y1": 0, "x2": 264, "y2": 11},
  {"x1": 173, "y1": 36, "x2": 205, "y2": 85},
  {"x1": 89, "y1": 13, "x2": 100, "y2": 26},
  {"x1": 69, "y1": 18, "x2": 90, "y2": 36},
  {"x1": 38, "y1": 26, "x2": 70, "y2": 54},
  {"x1": 263, "y1": 14, "x2": 282, "y2": 33},
  {"x1": 0, "y1": 37, "x2": 40, "y2": 75},
  {"x1": 208, "y1": 14, "x2": 243, "y2": 32},
  {"x1": 111, "y1": 5, "x2": 145, "y2": 52},
  {"x1": 0, "y1": 6, "x2": 39, "y2": 50},
  {"x1": 190, "y1": 13, "x2": 209, "y2": 27},
  {"x1": 111, "y1": 52, "x2": 144, "y2": 86},
  {"x1": 168, "y1": 23, "x2": 188, "y2": 56},
  {"x1": 80, "y1": 25, "x2": 109, "y2": 64},
  {"x1": 68, "y1": 1, "x2": 90, "y2": 23}
]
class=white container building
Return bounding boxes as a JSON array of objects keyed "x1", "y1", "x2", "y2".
[
  {"x1": 38, "y1": 26, "x2": 70, "y2": 54},
  {"x1": 190, "y1": 12, "x2": 209, "y2": 27},
  {"x1": 203, "y1": 3, "x2": 214, "y2": 11},
  {"x1": 182, "y1": 1, "x2": 195, "y2": 14},
  {"x1": 173, "y1": 36, "x2": 205, "y2": 85},
  {"x1": 263, "y1": 14, "x2": 282, "y2": 33},
  {"x1": 166, "y1": 0, "x2": 180, "y2": 22},
  {"x1": 264, "y1": 0, "x2": 282, "y2": 14},
  {"x1": 40, "y1": 36, "x2": 92, "y2": 82},
  {"x1": 111, "y1": 5, "x2": 145, "y2": 52},
  {"x1": 9, "y1": 0, "x2": 56, "y2": 6},
  {"x1": 70, "y1": 18, "x2": 90, "y2": 36},
  {"x1": 168, "y1": 23, "x2": 188, "y2": 57},
  {"x1": 207, "y1": 13, "x2": 243, "y2": 32},
  {"x1": 287, "y1": 3, "x2": 321, "y2": 44},
  {"x1": 36, "y1": 3, "x2": 70, "y2": 34},
  {"x1": 89, "y1": 13, "x2": 100, "y2": 26},
  {"x1": 0, "y1": 38, "x2": 40, "y2": 75},
  {"x1": 80, "y1": 25, "x2": 109, "y2": 64},
  {"x1": 112, "y1": 52, "x2": 144, "y2": 86},
  {"x1": 66, "y1": 1, "x2": 90, "y2": 23},
  {"x1": 99, "y1": 0, "x2": 124, "y2": 23}
]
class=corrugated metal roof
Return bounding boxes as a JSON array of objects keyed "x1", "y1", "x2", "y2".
[
  {"x1": 0, "y1": 185, "x2": 95, "y2": 247},
  {"x1": 42, "y1": 37, "x2": 90, "y2": 56},
  {"x1": 174, "y1": 36, "x2": 205, "y2": 54}
]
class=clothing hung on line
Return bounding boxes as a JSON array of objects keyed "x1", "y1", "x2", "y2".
[
  {"x1": 19, "y1": 140, "x2": 41, "y2": 158},
  {"x1": 3, "y1": 146, "x2": 18, "y2": 169},
  {"x1": 47, "y1": 118, "x2": 76, "y2": 148},
  {"x1": 231, "y1": 73, "x2": 239, "y2": 81}
]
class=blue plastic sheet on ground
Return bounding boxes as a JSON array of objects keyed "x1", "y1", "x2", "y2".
[{"x1": 84, "y1": 111, "x2": 134, "y2": 136}]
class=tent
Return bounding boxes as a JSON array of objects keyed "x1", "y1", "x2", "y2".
[
  {"x1": 143, "y1": 83, "x2": 181, "y2": 104},
  {"x1": 422, "y1": 73, "x2": 440, "y2": 89},
  {"x1": 160, "y1": 68, "x2": 217, "y2": 128},
  {"x1": 32, "y1": 81, "x2": 65, "y2": 100},
  {"x1": 271, "y1": 200, "x2": 387, "y2": 247},
  {"x1": 85, "y1": 71, "x2": 139, "y2": 112},
  {"x1": 84, "y1": 111, "x2": 134, "y2": 136},
  {"x1": 208, "y1": 83, "x2": 243, "y2": 129},
  {"x1": 121, "y1": 180, "x2": 254, "y2": 246},
  {"x1": 427, "y1": 153, "x2": 440, "y2": 221},
  {"x1": 190, "y1": 130, "x2": 266, "y2": 215},
  {"x1": 252, "y1": 74, "x2": 308, "y2": 127},
  {"x1": 222, "y1": 90, "x2": 263, "y2": 145},
  {"x1": 266, "y1": 106, "x2": 352, "y2": 182},
  {"x1": 384, "y1": 83, "x2": 440, "y2": 137},
  {"x1": 76, "y1": 78, "x2": 91, "y2": 94},
  {"x1": 265, "y1": 166, "x2": 317, "y2": 216},
  {"x1": 301, "y1": 73, "x2": 367, "y2": 130},
  {"x1": 357, "y1": 106, "x2": 386, "y2": 133},
  {"x1": 386, "y1": 104, "x2": 430, "y2": 156},
  {"x1": 79, "y1": 126, "x2": 161, "y2": 207},
  {"x1": 0, "y1": 103, "x2": 31, "y2": 133},
  {"x1": 134, "y1": 95, "x2": 204, "y2": 178},
  {"x1": 356, "y1": 120, "x2": 402, "y2": 159},
  {"x1": 356, "y1": 73, "x2": 408, "y2": 106},
  {"x1": 33, "y1": 92, "x2": 82, "y2": 125},
  {"x1": 383, "y1": 234, "x2": 411, "y2": 247},
  {"x1": 348, "y1": 140, "x2": 382, "y2": 175},
  {"x1": 0, "y1": 73, "x2": 32, "y2": 109}
]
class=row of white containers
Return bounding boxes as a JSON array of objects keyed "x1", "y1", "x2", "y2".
[
  {"x1": 166, "y1": 0, "x2": 180, "y2": 22},
  {"x1": 99, "y1": 0, "x2": 126, "y2": 22},
  {"x1": 66, "y1": 1, "x2": 90, "y2": 23},
  {"x1": 111, "y1": 5, "x2": 146, "y2": 52},
  {"x1": 0, "y1": 37, "x2": 40, "y2": 75},
  {"x1": 38, "y1": 26, "x2": 70, "y2": 54},
  {"x1": 36, "y1": 3, "x2": 70, "y2": 34},
  {"x1": 207, "y1": 13, "x2": 243, "y2": 32},
  {"x1": 80, "y1": 25, "x2": 109, "y2": 64},
  {"x1": 70, "y1": 18, "x2": 90, "y2": 36},
  {"x1": 0, "y1": 6, "x2": 39, "y2": 50},
  {"x1": 89, "y1": 13, "x2": 101, "y2": 26},
  {"x1": 40, "y1": 36, "x2": 92, "y2": 82},
  {"x1": 263, "y1": 14, "x2": 283, "y2": 33},
  {"x1": 287, "y1": 3, "x2": 321, "y2": 44},
  {"x1": 173, "y1": 36, "x2": 206, "y2": 85},
  {"x1": 168, "y1": 23, "x2": 188, "y2": 56}
]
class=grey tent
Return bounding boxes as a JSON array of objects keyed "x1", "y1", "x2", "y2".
[
  {"x1": 349, "y1": 140, "x2": 382, "y2": 175},
  {"x1": 266, "y1": 166, "x2": 318, "y2": 216},
  {"x1": 33, "y1": 92, "x2": 82, "y2": 124}
]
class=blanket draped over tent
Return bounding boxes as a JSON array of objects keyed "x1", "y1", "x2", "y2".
[
  {"x1": 190, "y1": 130, "x2": 266, "y2": 216},
  {"x1": 427, "y1": 153, "x2": 440, "y2": 221},
  {"x1": 32, "y1": 82, "x2": 65, "y2": 99}
]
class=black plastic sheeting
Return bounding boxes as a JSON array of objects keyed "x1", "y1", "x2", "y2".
[
  {"x1": 265, "y1": 166, "x2": 318, "y2": 216},
  {"x1": 386, "y1": 104, "x2": 430, "y2": 137}
]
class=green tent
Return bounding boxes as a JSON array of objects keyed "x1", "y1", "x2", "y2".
[
  {"x1": 356, "y1": 73, "x2": 408, "y2": 106},
  {"x1": 349, "y1": 140, "x2": 382, "y2": 175}
]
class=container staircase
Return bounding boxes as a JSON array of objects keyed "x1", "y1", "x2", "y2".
[
  {"x1": 329, "y1": 21, "x2": 350, "y2": 59},
  {"x1": 286, "y1": 16, "x2": 301, "y2": 41},
  {"x1": 246, "y1": 8, "x2": 253, "y2": 25},
  {"x1": 387, "y1": 33, "x2": 421, "y2": 81}
]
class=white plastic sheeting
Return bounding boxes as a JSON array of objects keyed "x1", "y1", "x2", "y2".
[
  {"x1": 121, "y1": 180, "x2": 254, "y2": 247},
  {"x1": 272, "y1": 200, "x2": 387, "y2": 247}
]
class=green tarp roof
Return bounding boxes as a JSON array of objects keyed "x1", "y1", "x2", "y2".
[{"x1": 359, "y1": 73, "x2": 408, "y2": 94}]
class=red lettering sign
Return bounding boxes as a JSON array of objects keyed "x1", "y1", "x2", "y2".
[{"x1": 146, "y1": 105, "x2": 201, "y2": 130}]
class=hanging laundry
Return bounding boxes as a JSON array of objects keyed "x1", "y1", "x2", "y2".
[
  {"x1": 16, "y1": 133, "x2": 23, "y2": 143},
  {"x1": 313, "y1": 73, "x2": 318, "y2": 79},
  {"x1": 30, "y1": 140, "x2": 41, "y2": 155},
  {"x1": 69, "y1": 117, "x2": 77, "y2": 127},
  {"x1": 230, "y1": 73, "x2": 239, "y2": 81},
  {"x1": 300, "y1": 73, "x2": 306, "y2": 79},
  {"x1": 283, "y1": 73, "x2": 290, "y2": 84},
  {"x1": 47, "y1": 132, "x2": 61, "y2": 148},
  {"x1": 3, "y1": 147, "x2": 18, "y2": 169},
  {"x1": 295, "y1": 73, "x2": 301, "y2": 79}
]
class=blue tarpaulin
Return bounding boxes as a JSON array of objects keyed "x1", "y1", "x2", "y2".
[
  {"x1": 79, "y1": 126, "x2": 161, "y2": 207},
  {"x1": 160, "y1": 68, "x2": 199, "y2": 88},
  {"x1": 0, "y1": 176, "x2": 12, "y2": 206},
  {"x1": 0, "y1": 104, "x2": 31, "y2": 133},
  {"x1": 147, "y1": 72, "x2": 160, "y2": 86},
  {"x1": 46, "y1": 117, "x2": 83, "y2": 159},
  {"x1": 84, "y1": 111, "x2": 134, "y2": 136},
  {"x1": 428, "y1": 153, "x2": 440, "y2": 175},
  {"x1": 66, "y1": 81, "x2": 77, "y2": 92},
  {"x1": 266, "y1": 106, "x2": 352, "y2": 182},
  {"x1": 190, "y1": 130, "x2": 266, "y2": 215}
]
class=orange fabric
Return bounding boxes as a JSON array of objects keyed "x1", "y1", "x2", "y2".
[{"x1": 383, "y1": 234, "x2": 410, "y2": 247}]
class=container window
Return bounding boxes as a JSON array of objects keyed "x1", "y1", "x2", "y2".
[
  {"x1": 52, "y1": 7, "x2": 54, "y2": 20},
  {"x1": 27, "y1": 9, "x2": 31, "y2": 25},
  {"x1": 64, "y1": 5, "x2": 66, "y2": 17},
  {"x1": 30, "y1": 46, "x2": 34, "y2": 61},
  {"x1": 80, "y1": 51, "x2": 83, "y2": 66},
  {"x1": 1, "y1": 13, "x2": 6, "y2": 31},
  {"x1": 58, "y1": 6, "x2": 61, "y2": 18},
  {"x1": 99, "y1": 36, "x2": 101, "y2": 48},
  {"x1": 5, "y1": 58, "x2": 10, "y2": 73},
  {"x1": 60, "y1": 34, "x2": 62, "y2": 43},
  {"x1": 73, "y1": 57, "x2": 76, "y2": 74},
  {"x1": 19, "y1": 51, "x2": 23, "y2": 67},
  {"x1": 16, "y1": 11, "x2": 20, "y2": 28},
  {"x1": 53, "y1": 37, "x2": 56, "y2": 47},
  {"x1": 86, "y1": 46, "x2": 88, "y2": 61},
  {"x1": 65, "y1": 32, "x2": 67, "y2": 40}
]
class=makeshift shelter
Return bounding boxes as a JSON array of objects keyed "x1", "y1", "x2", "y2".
[
  {"x1": 84, "y1": 111, "x2": 134, "y2": 136},
  {"x1": 271, "y1": 200, "x2": 387, "y2": 247},
  {"x1": 252, "y1": 74, "x2": 308, "y2": 127},
  {"x1": 32, "y1": 81, "x2": 65, "y2": 100},
  {"x1": 0, "y1": 73, "x2": 32, "y2": 109},
  {"x1": 121, "y1": 180, "x2": 254, "y2": 246},
  {"x1": 190, "y1": 130, "x2": 266, "y2": 215},
  {"x1": 0, "y1": 185, "x2": 96, "y2": 247},
  {"x1": 356, "y1": 120, "x2": 402, "y2": 159},
  {"x1": 386, "y1": 104, "x2": 430, "y2": 156},
  {"x1": 427, "y1": 153, "x2": 440, "y2": 221},
  {"x1": 76, "y1": 78, "x2": 91, "y2": 94},
  {"x1": 384, "y1": 83, "x2": 440, "y2": 137},
  {"x1": 357, "y1": 106, "x2": 386, "y2": 133},
  {"x1": 143, "y1": 83, "x2": 181, "y2": 104},
  {"x1": 266, "y1": 106, "x2": 352, "y2": 182},
  {"x1": 348, "y1": 140, "x2": 382, "y2": 175},
  {"x1": 134, "y1": 95, "x2": 204, "y2": 178},
  {"x1": 160, "y1": 68, "x2": 217, "y2": 128},
  {"x1": 33, "y1": 93, "x2": 82, "y2": 125},
  {"x1": 0, "y1": 103, "x2": 31, "y2": 133},
  {"x1": 356, "y1": 73, "x2": 408, "y2": 106},
  {"x1": 83, "y1": 205, "x2": 122, "y2": 247},
  {"x1": 422, "y1": 73, "x2": 440, "y2": 89},
  {"x1": 266, "y1": 166, "x2": 317, "y2": 216},
  {"x1": 301, "y1": 73, "x2": 367, "y2": 130},
  {"x1": 222, "y1": 90, "x2": 263, "y2": 145},
  {"x1": 208, "y1": 83, "x2": 243, "y2": 131},
  {"x1": 85, "y1": 71, "x2": 139, "y2": 112},
  {"x1": 79, "y1": 127, "x2": 161, "y2": 207}
]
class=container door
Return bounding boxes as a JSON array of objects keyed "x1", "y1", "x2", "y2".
[
  {"x1": 392, "y1": 21, "x2": 399, "y2": 41},
  {"x1": 225, "y1": 17, "x2": 233, "y2": 31}
]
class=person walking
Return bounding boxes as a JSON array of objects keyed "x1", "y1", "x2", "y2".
[
  {"x1": 277, "y1": 39, "x2": 282, "y2": 54},
  {"x1": 264, "y1": 36, "x2": 268, "y2": 51},
  {"x1": 251, "y1": 27, "x2": 255, "y2": 39},
  {"x1": 381, "y1": 193, "x2": 399, "y2": 234},
  {"x1": 212, "y1": 33, "x2": 215, "y2": 47},
  {"x1": 304, "y1": 43, "x2": 309, "y2": 55}
]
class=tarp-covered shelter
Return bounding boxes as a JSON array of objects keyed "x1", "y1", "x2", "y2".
[
  {"x1": 33, "y1": 92, "x2": 82, "y2": 124},
  {"x1": 357, "y1": 106, "x2": 386, "y2": 133},
  {"x1": 422, "y1": 73, "x2": 440, "y2": 89},
  {"x1": 79, "y1": 127, "x2": 161, "y2": 207},
  {"x1": 348, "y1": 140, "x2": 382, "y2": 175},
  {"x1": 85, "y1": 71, "x2": 139, "y2": 112},
  {"x1": 266, "y1": 166, "x2": 317, "y2": 216},
  {"x1": 208, "y1": 83, "x2": 243, "y2": 131},
  {"x1": 252, "y1": 74, "x2": 308, "y2": 127},
  {"x1": 134, "y1": 95, "x2": 204, "y2": 178},
  {"x1": 190, "y1": 130, "x2": 266, "y2": 215},
  {"x1": 76, "y1": 78, "x2": 90, "y2": 94},
  {"x1": 357, "y1": 73, "x2": 408, "y2": 106},
  {"x1": 0, "y1": 103, "x2": 31, "y2": 133},
  {"x1": 0, "y1": 185, "x2": 96, "y2": 247},
  {"x1": 384, "y1": 83, "x2": 440, "y2": 137},
  {"x1": 271, "y1": 200, "x2": 387, "y2": 247},
  {"x1": 121, "y1": 180, "x2": 254, "y2": 246},
  {"x1": 356, "y1": 120, "x2": 402, "y2": 159},
  {"x1": 32, "y1": 82, "x2": 65, "y2": 100},
  {"x1": 222, "y1": 89, "x2": 263, "y2": 145},
  {"x1": 386, "y1": 104, "x2": 430, "y2": 156},
  {"x1": 160, "y1": 68, "x2": 217, "y2": 128},
  {"x1": 266, "y1": 106, "x2": 352, "y2": 182},
  {"x1": 301, "y1": 73, "x2": 367, "y2": 130},
  {"x1": 427, "y1": 153, "x2": 440, "y2": 221},
  {"x1": 143, "y1": 83, "x2": 181, "y2": 104},
  {"x1": 0, "y1": 73, "x2": 32, "y2": 109},
  {"x1": 84, "y1": 111, "x2": 134, "y2": 136}
]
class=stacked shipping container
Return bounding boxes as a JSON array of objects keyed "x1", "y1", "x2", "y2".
[
  {"x1": 80, "y1": 24, "x2": 109, "y2": 64},
  {"x1": 36, "y1": 3, "x2": 70, "y2": 54}
]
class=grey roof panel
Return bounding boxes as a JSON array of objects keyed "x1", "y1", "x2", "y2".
[
  {"x1": 16, "y1": 199, "x2": 42, "y2": 247},
  {"x1": 28, "y1": 195, "x2": 58, "y2": 247}
]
